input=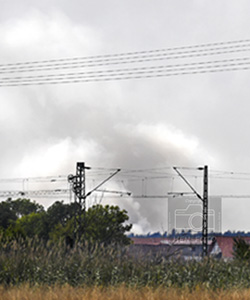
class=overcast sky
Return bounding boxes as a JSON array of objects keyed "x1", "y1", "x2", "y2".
[{"x1": 1, "y1": 0, "x2": 250, "y2": 233}]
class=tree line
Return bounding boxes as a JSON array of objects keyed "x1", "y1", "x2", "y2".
[{"x1": 0, "y1": 198, "x2": 132, "y2": 246}]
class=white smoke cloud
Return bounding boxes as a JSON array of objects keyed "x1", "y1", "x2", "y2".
[{"x1": 1, "y1": 1, "x2": 250, "y2": 233}]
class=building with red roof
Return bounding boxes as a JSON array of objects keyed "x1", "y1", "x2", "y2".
[{"x1": 130, "y1": 237, "x2": 212, "y2": 260}]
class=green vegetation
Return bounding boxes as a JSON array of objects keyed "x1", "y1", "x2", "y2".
[
  {"x1": 0, "y1": 238, "x2": 250, "y2": 289},
  {"x1": 233, "y1": 238, "x2": 250, "y2": 260},
  {"x1": 1, "y1": 198, "x2": 250, "y2": 291},
  {"x1": 0, "y1": 198, "x2": 131, "y2": 246}
]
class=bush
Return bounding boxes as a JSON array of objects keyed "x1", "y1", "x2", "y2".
[{"x1": 233, "y1": 238, "x2": 250, "y2": 261}]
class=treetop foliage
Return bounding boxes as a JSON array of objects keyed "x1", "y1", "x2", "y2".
[{"x1": 0, "y1": 198, "x2": 132, "y2": 246}]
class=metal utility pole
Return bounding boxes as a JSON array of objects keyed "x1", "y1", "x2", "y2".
[
  {"x1": 68, "y1": 162, "x2": 91, "y2": 239},
  {"x1": 74, "y1": 162, "x2": 89, "y2": 211},
  {"x1": 202, "y1": 165, "x2": 208, "y2": 257},
  {"x1": 173, "y1": 165, "x2": 208, "y2": 257},
  {"x1": 68, "y1": 162, "x2": 121, "y2": 240}
]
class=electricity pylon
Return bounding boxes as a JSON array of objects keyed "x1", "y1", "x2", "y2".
[
  {"x1": 68, "y1": 162, "x2": 120, "y2": 240},
  {"x1": 173, "y1": 166, "x2": 208, "y2": 257}
]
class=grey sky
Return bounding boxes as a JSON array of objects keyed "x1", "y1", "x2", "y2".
[{"x1": 1, "y1": 1, "x2": 250, "y2": 233}]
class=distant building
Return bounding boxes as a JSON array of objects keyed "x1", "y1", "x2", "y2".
[{"x1": 130, "y1": 237, "x2": 212, "y2": 260}]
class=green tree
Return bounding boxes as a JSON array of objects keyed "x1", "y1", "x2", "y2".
[
  {"x1": 7, "y1": 200, "x2": 77, "y2": 241},
  {"x1": 0, "y1": 198, "x2": 44, "y2": 230},
  {"x1": 233, "y1": 238, "x2": 250, "y2": 260},
  {"x1": 7, "y1": 198, "x2": 44, "y2": 218},
  {"x1": 49, "y1": 218, "x2": 74, "y2": 243},
  {"x1": 84, "y1": 204, "x2": 132, "y2": 245},
  {"x1": 0, "y1": 198, "x2": 132, "y2": 246},
  {"x1": 46, "y1": 201, "x2": 77, "y2": 230},
  {"x1": 14, "y1": 212, "x2": 49, "y2": 239},
  {"x1": 46, "y1": 201, "x2": 78, "y2": 243},
  {"x1": 0, "y1": 200, "x2": 17, "y2": 229},
  {"x1": 50, "y1": 204, "x2": 132, "y2": 246}
]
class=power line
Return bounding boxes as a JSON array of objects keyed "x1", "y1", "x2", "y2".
[
  {"x1": 2, "y1": 38, "x2": 250, "y2": 86},
  {"x1": 2, "y1": 56, "x2": 250, "y2": 83},
  {"x1": 0, "y1": 189, "x2": 70, "y2": 198},
  {"x1": 1, "y1": 38, "x2": 250, "y2": 70},
  {"x1": 2, "y1": 166, "x2": 250, "y2": 190},
  {"x1": 1, "y1": 64, "x2": 250, "y2": 87},
  {"x1": 0, "y1": 175, "x2": 68, "y2": 183},
  {"x1": 2, "y1": 167, "x2": 250, "y2": 183},
  {"x1": 2, "y1": 46, "x2": 250, "y2": 74}
]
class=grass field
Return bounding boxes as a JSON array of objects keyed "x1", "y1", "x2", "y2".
[
  {"x1": 1, "y1": 238, "x2": 250, "y2": 298},
  {"x1": 0, "y1": 285, "x2": 250, "y2": 300}
]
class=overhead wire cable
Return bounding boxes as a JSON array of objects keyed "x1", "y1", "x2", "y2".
[
  {"x1": 210, "y1": 170, "x2": 250, "y2": 176},
  {"x1": 1, "y1": 38, "x2": 250, "y2": 69},
  {"x1": 3, "y1": 166, "x2": 250, "y2": 199},
  {"x1": 5, "y1": 56, "x2": 250, "y2": 82},
  {"x1": 0, "y1": 175, "x2": 68, "y2": 183},
  {"x1": 1, "y1": 168, "x2": 250, "y2": 185},
  {"x1": 2, "y1": 60, "x2": 250, "y2": 85},
  {"x1": 2, "y1": 64, "x2": 250, "y2": 87},
  {"x1": 2, "y1": 43, "x2": 250, "y2": 74},
  {"x1": 1, "y1": 37, "x2": 250, "y2": 68}
]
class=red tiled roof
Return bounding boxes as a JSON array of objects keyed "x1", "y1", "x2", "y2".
[
  {"x1": 214, "y1": 236, "x2": 250, "y2": 258},
  {"x1": 130, "y1": 237, "x2": 168, "y2": 245},
  {"x1": 131, "y1": 237, "x2": 212, "y2": 246}
]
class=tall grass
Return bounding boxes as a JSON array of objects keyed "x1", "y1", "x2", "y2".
[
  {"x1": 0, "y1": 238, "x2": 250, "y2": 290},
  {"x1": 1, "y1": 285, "x2": 250, "y2": 300}
]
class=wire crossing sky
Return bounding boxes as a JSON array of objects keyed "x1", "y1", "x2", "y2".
[
  {"x1": 1, "y1": 0, "x2": 250, "y2": 233},
  {"x1": 2, "y1": 39, "x2": 250, "y2": 86}
]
